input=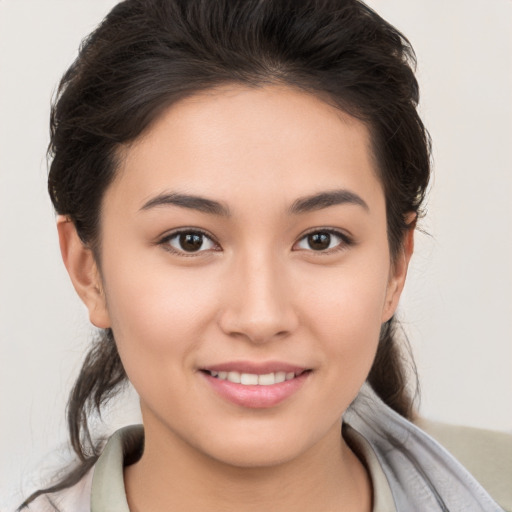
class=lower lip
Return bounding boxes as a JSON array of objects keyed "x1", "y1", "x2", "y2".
[{"x1": 201, "y1": 371, "x2": 310, "y2": 408}]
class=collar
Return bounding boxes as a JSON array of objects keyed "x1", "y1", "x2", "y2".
[{"x1": 90, "y1": 423, "x2": 396, "y2": 511}]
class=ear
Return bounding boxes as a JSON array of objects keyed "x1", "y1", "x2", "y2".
[
  {"x1": 381, "y1": 215, "x2": 416, "y2": 322},
  {"x1": 57, "y1": 215, "x2": 111, "y2": 328}
]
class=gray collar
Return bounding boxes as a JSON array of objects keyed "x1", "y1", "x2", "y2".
[{"x1": 343, "y1": 383, "x2": 504, "y2": 511}]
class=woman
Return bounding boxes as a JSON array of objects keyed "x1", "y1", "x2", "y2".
[{"x1": 17, "y1": 0, "x2": 510, "y2": 510}]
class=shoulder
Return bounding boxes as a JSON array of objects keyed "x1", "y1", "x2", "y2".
[
  {"x1": 23, "y1": 469, "x2": 93, "y2": 512},
  {"x1": 415, "y1": 417, "x2": 512, "y2": 512},
  {"x1": 23, "y1": 425, "x2": 143, "y2": 512}
]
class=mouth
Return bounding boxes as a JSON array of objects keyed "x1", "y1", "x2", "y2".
[
  {"x1": 199, "y1": 364, "x2": 312, "y2": 408},
  {"x1": 201, "y1": 369, "x2": 309, "y2": 386}
]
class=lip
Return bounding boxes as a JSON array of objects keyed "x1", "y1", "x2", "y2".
[
  {"x1": 202, "y1": 361, "x2": 307, "y2": 374},
  {"x1": 199, "y1": 361, "x2": 311, "y2": 409}
]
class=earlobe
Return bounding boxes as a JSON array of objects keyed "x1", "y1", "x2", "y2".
[
  {"x1": 57, "y1": 215, "x2": 111, "y2": 328},
  {"x1": 382, "y1": 221, "x2": 415, "y2": 322}
]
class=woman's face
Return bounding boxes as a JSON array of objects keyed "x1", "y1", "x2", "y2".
[{"x1": 75, "y1": 85, "x2": 410, "y2": 467}]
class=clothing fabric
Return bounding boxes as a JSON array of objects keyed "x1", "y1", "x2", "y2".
[
  {"x1": 344, "y1": 384, "x2": 506, "y2": 511},
  {"x1": 414, "y1": 417, "x2": 512, "y2": 509},
  {"x1": 26, "y1": 383, "x2": 509, "y2": 512}
]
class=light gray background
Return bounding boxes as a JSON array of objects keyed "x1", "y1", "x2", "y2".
[{"x1": 1, "y1": 0, "x2": 511, "y2": 508}]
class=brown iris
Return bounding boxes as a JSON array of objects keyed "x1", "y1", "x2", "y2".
[
  {"x1": 307, "y1": 232, "x2": 331, "y2": 250},
  {"x1": 179, "y1": 233, "x2": 204, "y2": 252}
]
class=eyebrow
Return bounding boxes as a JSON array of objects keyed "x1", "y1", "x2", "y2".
[
  {"x1": 140, "y1": 188, "x2": 368, "y2": 217},
  {"x1": 289, "y1": 189, "x2": 369, "y2": 214},
  {"x1": 140, "y1": 192, "x2": 231, "y2": 216}
]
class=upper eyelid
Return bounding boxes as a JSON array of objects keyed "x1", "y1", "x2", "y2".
[
  {"x1": 297, "y1": 227, "x2": 352, "y2": 241},
  {"x1": 160, "y1": 227, "x2": 217, "y2": 242}
]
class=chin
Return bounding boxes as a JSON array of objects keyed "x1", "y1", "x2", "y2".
[
  {"x1": 192, "y1": 419, "x2": 337, "y2": 470},
  {"x1": 205, "y1": 439, "x2": 307, "y2": 469}
]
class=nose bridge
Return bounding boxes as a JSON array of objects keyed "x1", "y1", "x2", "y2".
[{"x1": 219, "y1": 246, "x2": 298, "y2": 343}]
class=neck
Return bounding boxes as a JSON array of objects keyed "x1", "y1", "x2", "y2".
[{"x1": 124, "y1": 418, "x2": 372, "y2": 512}]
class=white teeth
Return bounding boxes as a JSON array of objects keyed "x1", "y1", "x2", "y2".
[
  {"x1": 227, "y1": 371, "x2": 241, "y2": 383},
  {"x1": 240, "y1": 373, "x2": 259, "y2": 385},
  {"x1": 209, "y1": 370, "x2": 299, "y2": 385},
  {"x1": 275, "y1": 371, "x2": 286, "y2": 383},
  {"x1": 258, "y1": 373, "x2": 276, "y2": 385}
]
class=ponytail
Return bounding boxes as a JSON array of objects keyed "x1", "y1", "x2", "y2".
[
  {"x1": 367, "y1": 317, "x2": 418, "y2": 419},
  {"x1": 18, "y1": 330, "x2": 126, "y2": 509}
]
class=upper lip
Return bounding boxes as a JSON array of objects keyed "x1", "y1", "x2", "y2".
[{"x1": 200, "y1": 361, "x2": 309, "y2": 374}]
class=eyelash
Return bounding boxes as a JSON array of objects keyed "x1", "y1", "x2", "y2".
[
  {"x1": 294, "y1": 228, "x2": 354, "y2": 255},
  {"x1": 158, "y1": 228, "x2": 353, "y2": 256},
  {"x1": 159, "y1": 228, "x2": 220, "y2": 256}
]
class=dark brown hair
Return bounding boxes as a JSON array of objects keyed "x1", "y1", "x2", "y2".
[{"x1": 21, "y1": 0, "x2": 430, "y2": 506}]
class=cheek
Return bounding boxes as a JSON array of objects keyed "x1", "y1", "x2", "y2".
[
  {"x1": 295, "y1": 254, "x2": 390, "y2": 378},
  {"x1": 299, "y1": 262, "x2": 388, "y2": 337},
  {"x1": 101, "y1": 255, "x2": 221, "y2": 372}
]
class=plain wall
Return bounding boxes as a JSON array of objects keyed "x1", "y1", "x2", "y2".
[{"x1": 1, "y1": 0, "x2": 511, "y2": 508}]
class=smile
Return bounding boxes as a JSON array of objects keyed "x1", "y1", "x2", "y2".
[
  {"x1": 205, "y1": 370, "x2": 301, "y2": 386},
  {"x1": 200, "y1": 365, "x2": 311, "y2": 408}
]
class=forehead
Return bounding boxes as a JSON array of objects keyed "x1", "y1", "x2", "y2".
[{"x1": 112, "y1": 84, "x2": 383, "y2": 212}]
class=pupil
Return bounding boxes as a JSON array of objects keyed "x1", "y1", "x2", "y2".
[
  {"x1": 180, "y1": 233, "x2": 203, "y2": 251},
  {"x1": 308, "y1": 232, "x2": 330, "y2": 250}
]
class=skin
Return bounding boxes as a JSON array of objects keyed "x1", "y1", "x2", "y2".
[{"x1": 59, "y1": 85, "x2": 413, "y2": 511}]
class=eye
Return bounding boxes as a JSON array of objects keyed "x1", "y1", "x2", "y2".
[
  {"x1": 161, "y1": 230, "x2": 218, "y2": 254},
  {"x1": 295, "y1": 230, "x2": 350, "y2": 252}
]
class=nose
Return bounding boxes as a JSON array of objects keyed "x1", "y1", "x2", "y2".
[{"x1": 217, "y1": 252, "x2": 299, "y2": 344}]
